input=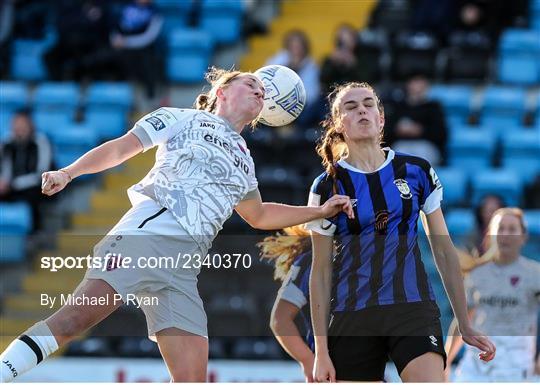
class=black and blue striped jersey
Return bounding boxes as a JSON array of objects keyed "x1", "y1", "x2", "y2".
[{"x1": 306, "y1": 148, "x2": 443, "y2": 312}]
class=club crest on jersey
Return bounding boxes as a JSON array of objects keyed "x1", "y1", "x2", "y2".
[
  {"x1": 394, "y1": 179, "x2": 412, "y2": 199},
  {"x1": 510, "y1": 276, "x2": 520, "y2": 287}
]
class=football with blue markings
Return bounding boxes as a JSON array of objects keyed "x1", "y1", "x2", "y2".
[{"x1": 254, "y1": 65, "x2": 306, "y2": 127}]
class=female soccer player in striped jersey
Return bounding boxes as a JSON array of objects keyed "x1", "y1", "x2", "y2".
[
  {"x1": 0, "y1": 68, "x2": 354, "y2": 383},
  {"x1": 306, "y1": 82, "x2": 496, "y2": 382},
  {"x1": 259, "y1": 225, "x2": 315, "y2": 381},
  {"x1": 446, "y1": 208, "x2": 540, "y2": 382}
]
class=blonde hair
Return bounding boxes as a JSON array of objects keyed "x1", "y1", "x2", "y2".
[
  {"x1": 460, "y1": 207, "x2": 528, "y2": 272},
  {"x1": 257, "y1": 225, "x2": 310, "y2": 281},
  {"x1": 316, "y1": 82, "x2": 384, "y2": 190}
]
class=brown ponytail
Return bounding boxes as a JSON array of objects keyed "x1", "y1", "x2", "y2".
[{"x1": 258, "y1": 225, "x2": 311, "y2": 281}]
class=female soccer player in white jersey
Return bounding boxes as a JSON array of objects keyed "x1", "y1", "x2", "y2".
[
  {"x1": 446, "y1": 207, "x2": 540, "y2": 382},
  {"x1": 0, "y1": 67, "x2": 354, "y2": 383},
  {"x1": 306, "y1": 82, "x2": 496, "y2": 382}
]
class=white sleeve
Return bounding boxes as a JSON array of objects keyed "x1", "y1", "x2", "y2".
[
  {"x1": 304, "y1": 191, "x2": 336, "y2": 236},
  {"x1": 129, "y1": 107, "x2": 190, "y2": 151},
  {"x1": 421, "y1": 167, "x2": 443, "y2": 214},
  {"x1": 276, "y1": 265, "x2": 307, "y2": 309}
]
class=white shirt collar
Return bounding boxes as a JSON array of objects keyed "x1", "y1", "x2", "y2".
[{"x1": 337, "y1": 148, "x2": 395, "y2": 174}]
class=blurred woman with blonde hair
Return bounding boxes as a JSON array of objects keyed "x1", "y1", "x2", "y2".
[{"x1": 446, "y1": 207, "x2": 540, "y2": 381}]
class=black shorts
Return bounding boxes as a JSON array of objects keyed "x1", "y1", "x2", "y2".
[{"x1": 328, "y1": 301, "x2": 447, "y2": 382}]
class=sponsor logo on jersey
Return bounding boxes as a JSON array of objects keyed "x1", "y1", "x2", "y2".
[
  {"x1": 393, "y1": 179, "x2": 412, "y2": 199},
  {"x1": 429, "y1": 335, "x2": 438, "y2": 346},
  {"x1": 203, "y1": 133, "x2": 250, "y2": 175},
  {"x1": 480, "y1": 295, "x2": 519, "y2": 308},
  {"x1": 375, "y1": 210, "x2": 389, "y2": 234},
  {"x1": 200, "y1": 121, "x2": 216, "y2": 129},
  {"x1": 145, "y1": 116, "x2": 165, "y2": 131}
]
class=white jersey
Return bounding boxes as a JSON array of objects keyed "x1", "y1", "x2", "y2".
[
  {"x1": 456, "y1": 256, "x2": 540, "y2": 381},
  {"x1": 128, "y1": 108, "x2": 258, "y2": 250}
]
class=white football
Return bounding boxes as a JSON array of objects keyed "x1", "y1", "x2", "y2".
[{"x1": 254, "y1": 65, "x2": 306, "y2": 127}]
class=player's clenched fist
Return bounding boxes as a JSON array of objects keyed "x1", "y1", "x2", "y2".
[{"x1": 41, "y1": 170, "x2": 71, "y2": 196}]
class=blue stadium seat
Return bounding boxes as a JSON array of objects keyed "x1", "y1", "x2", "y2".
[
  {"x1": 501, "y1": 129, "x2": 540, "y2": 184},
  {"x1": 10, "y1": 39, "x2": 49, "y2": 81},
  {"x1": 524, "y1": 210, "x2": 540, "y2": 236},
  {"x1": 0, "y1": 82, "x2": 28, "y2": 110},
  {"x1": 84, "y1": 111, "x2": 127, "y2": 140},
  {"x1": 34, "y1": 82, "x2": 80, "y2": 114},
  {"x1": 85, "y1": 82, "x2": 133, "y2": 139},
  {"x1": 498, "y1": 29, "x2": 540, "y2": 84},
  {"x1": 532, "y1": 0, "x2": 540, "y2": 30},
  {"x1": 0, "y1": 110, "x2": 13, "y2": 141},
  {"x1": 445, "y1": 209, "x2": 475, "y2": 236},
  {"x1": 155, "y1": 0, "x2": 193, "y2": 36},
  {"x1": 85, "y1": 82, "x2": 133, "y2": 110},
  {"x1": 436, "y1": 168, "x2": 467, "y2": 206},
  {"x1": 49, "y1": 125, "x2": 99, "y2": 170},
  {"x1": 33, "y1": 110, "x2": 73, "y2": 137},
  {"x1": 0, "y1": 202, "x2": 32, "y2": 263},
  {"x1": 471, "y1": 169, "x2": 523, "y2": 206},
  {"x1": 447, "y1": 129, "x2": 496, "y2": 171},
  {"x1": 49, "y1": 125, "x2": 98, "y2": 152},
  {"x1": 167, "y1": 28, "x2": 213, "y2": 83},
  {"x1": 200, "y1": 0, "x2": 244, "y2": 44},
  {"x1": 480, "y1": 86, "x2": 527, "y2": 126},
  {"x1": 500, "y1": 29, "x2": 540, "y2": 54},
  {"x1": 428, "y1": 85, "x2": 473, "y2": 126},
  {"x1": 498, "y1": 55, "x2": 540, "y2": 85}
]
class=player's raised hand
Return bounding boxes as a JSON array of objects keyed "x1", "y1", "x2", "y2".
[
  {"x1": 461, "y1": 326, "x2": 496, "y2": 362},
  {"x1": 41, "y1": 170, "x2": 71, "y2": 196},
  {"x1": 319, "y1": 194, "x2": 355, "y2": 220},
  {"x1": 313, "y1": 353, "x2": 336, "y2": 383}
]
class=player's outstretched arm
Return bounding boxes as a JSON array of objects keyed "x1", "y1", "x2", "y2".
[
  {"x1": 235, "y1": 191, "x2": 354, "y2": 230},
  {"x1": 422, "y1": 208, "x2": 496, "y2": 362},
  {"x1": 310, "y1": 232, "x2": 336, "y2": 383},
  {"x1": 270, "y1": 300, "x2": 314, "y2": 382},
  {"x1": 41, "y1": 133, "x2": 143, "y2": 196}
]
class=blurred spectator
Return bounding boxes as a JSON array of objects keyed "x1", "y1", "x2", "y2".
[
  {"x1": 454, "y1": 0, "x2": 529, "y2": 40},
  {"x1": 44, "y1": 0, "x2": 110, "y2": 81},
  {"x1": 455, "y1": 1, "x2": 489, "y2": 33},
  {"x1": 465, "y1": 194, "x2": 506, "y2": 255},
  {"x1": 0, "y1": 111, "x2": 53, "y2": 232},
  {"x1": 12, "y1": 0, "x2": 50, "y2": 39},
  {"x1": 384, "y1": 74, "x2": 447, "y2": 165},
  {"x1": 320, "y1": 24, "x2": 371, "y2": 94},
  {"x1": 411, "y1": 0, "x2": 456, "y2": 43},
  {"x1": 266, "y1": 30, "x2": 321, "y2": 129},
  {"x1": 108, "y1": 0, "x2": 163, "y2": 98},
  {"x1": 0, "y1": 0, "x2": 15, "y2": 79}
]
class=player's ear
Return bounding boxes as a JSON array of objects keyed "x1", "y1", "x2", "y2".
[{"x1": 216, "y1": 87, "x2": 226, "y2": 101}]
